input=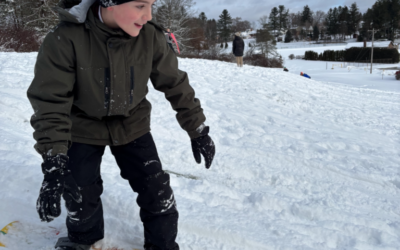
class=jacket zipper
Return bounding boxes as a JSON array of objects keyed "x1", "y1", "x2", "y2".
[
  {"x1": 130, "y1": 66, "x2": 134, "y2": 104},
  {"x1": 104, "y1": 67, "x2": 111, "y2": 113}
]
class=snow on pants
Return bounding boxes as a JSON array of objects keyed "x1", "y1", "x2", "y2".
[{"x1": 65, "y1": 132, "x2": 179, "y2": 250}]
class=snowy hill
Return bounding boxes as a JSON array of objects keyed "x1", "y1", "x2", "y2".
[{"x1": 1, "y1": 52, "x2": 400, "y2": 250}]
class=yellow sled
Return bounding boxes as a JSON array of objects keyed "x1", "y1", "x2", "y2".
[{"x1": 0, "y1": 221, "x2": 19, "y2": 247}]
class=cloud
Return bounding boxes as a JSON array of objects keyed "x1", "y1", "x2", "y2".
[{"x1": 194, "y1": 0, "x2": 375, "y2": 23}]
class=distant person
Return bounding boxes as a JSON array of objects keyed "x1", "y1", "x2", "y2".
[
  {"x1": 232, "y1": 32, "x2": 245, "y2": 67},
  {"x1": 284, "y1": 67, "x2": 289, "y2": 72},
  {"x1": 300, "y1": 72, "x2": 311, "y2": 79},
  {"x1": 165, "y1": 28, "x2": 175, "y2": 53}
]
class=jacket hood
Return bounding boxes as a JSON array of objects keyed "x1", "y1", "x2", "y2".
[{"x1": 56, "y1": 0, "x2": 97, "y2": 23}]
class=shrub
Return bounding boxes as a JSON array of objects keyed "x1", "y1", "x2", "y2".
[
  {"x1": 304, "y1": 51, "x2": 319, "y2": 60},
  {"x1": 244, "y1": 54, "x2": 283, "y2": 68},
  {"x1": 309, "y1": 48, "x2": 400, "y2": 63},
  {"x1": 225, "y1": 42, "x2": 228, "y2": 49},
  {"x1": 288, "y1": 54, "x2": 295, "y2": 60},
  {"x1": 179, "y1": 50, "x2": 283, "y2": 68},
  {"x1": 0, "y1": 26, "x2": 40, "y2": 52},
  {"x1": 320, "y1": 50, "x2": 345, "y2": 61},
  {"x1": 284, "y1": 30, "x2": 293, "y2": 43}
]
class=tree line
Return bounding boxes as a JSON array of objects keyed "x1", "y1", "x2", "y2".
[
  {"x1": 0, "y1": 0, "x2": 399, "y2": 53},
  {"x1": 273, "y1": 0, "x2": 399, "y2": 42}
]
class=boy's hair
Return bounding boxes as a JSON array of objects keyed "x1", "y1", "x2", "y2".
[{"x1": 98, "y1": 0, "x2": 137, "y2": 7}]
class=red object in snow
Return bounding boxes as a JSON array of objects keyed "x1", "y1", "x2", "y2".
[
  {"x1": 395, "y1": 71, "x2": 400, "y2": 80},
  {"x1": 170, "y1": 33, "x2": 180, "y2": 54}
]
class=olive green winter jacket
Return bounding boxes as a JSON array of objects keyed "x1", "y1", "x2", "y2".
[{"x1": 27, "y1": 0, "x2": 206, "y2": 156}]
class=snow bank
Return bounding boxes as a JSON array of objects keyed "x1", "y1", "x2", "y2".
[{"x1": 0, "y1": 52, "x2": 400, "y2": 250}]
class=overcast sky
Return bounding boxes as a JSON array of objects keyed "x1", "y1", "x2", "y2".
[{"x1": 193, "y1": 0, "x2": 376, "y2": 26}]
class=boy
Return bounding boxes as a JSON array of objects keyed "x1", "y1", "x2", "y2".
[{"x1": 27, "y1": 0, "x2": 215, "y2": 249}]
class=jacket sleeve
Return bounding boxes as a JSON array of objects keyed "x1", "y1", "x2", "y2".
[
  {"x1": 27, "y1": 24, "x2": 76, "y2": 156},
  {"x1": 150, "y1": 28, "x2": 206, "y2": 139},
  {"x1": 232, "y1": 40, "x2": 236, "y2": 54}
]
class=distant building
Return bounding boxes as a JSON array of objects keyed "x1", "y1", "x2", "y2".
[{"x1": 240, "y1": 29, "x2": 256, "y2": 39}]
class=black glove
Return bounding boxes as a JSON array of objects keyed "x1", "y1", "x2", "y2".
[
  {"x1": 37, "y1": 154, "x2": 82, "y2": 222},
  {"x1": 191, "y1": 127, "x2": 215, "y2": 169}
]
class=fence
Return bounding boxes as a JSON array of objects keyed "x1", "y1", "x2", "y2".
[
  {"x1": 345, "y1": 58, "x2": 397, "y2": 67},
  {"x1": 277, "y1": 43, "x2": 346, "y2": 49}
]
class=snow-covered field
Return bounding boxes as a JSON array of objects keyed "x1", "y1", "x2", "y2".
[
  {"x1": 1, "y1": 51, "x2": 400, "y2": 250},
  {"x1": 222, "y1": 39, "x2": 400, "y2": 92},
  {"x1": 277, "y1": 45, "x2": 400, "y2": 92},
  {"x1": 220, "y1": 39, "x2": 348, "y2": 55}
]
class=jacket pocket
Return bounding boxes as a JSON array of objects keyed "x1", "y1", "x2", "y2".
[
  {"x1": 104, "y1": 67, "x2": 111, "y2": 111},
  {"x1": 130, "y1": 66, "x2": 134, "y2": 104}
]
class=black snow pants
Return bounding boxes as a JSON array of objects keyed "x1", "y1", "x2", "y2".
[{"x1": 64, "y1": 132, "x2": 179, "y2": 250}]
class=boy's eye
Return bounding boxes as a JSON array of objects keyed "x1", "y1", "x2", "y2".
[{"x1": 137, "y1": 5, "x2": 145, "y2": 9}]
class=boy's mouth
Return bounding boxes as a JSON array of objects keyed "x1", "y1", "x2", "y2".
[{"x1": 134, "y1": 23, "x2": 143, "y2": 29}]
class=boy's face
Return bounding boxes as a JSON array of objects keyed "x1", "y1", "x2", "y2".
[{"x1": 108, "y1": 0, "x2": 155, "y2": 37}]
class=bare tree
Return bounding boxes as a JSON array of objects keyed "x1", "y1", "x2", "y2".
[
  {"x1": 0, "y1": 0, "x2": 58, "y2": 37},
  {"x1": 258, "y1": 15, "x2": 268, "y2": 28},
  {"x1": 312, "y1": 10, "x2": 326, "y2": 26},
  {"x1": 154, "y1": 0, "x2": 196, "y2": 52},
  {"x1": 255, "y1": 27, "x2": 278, "y2": 58},
  {"x1": 231, "y1": 17, "x2": 251, "y2": 32},
  {"x1": 24, "y1": 0, "x2": 58, "y2": 37}
]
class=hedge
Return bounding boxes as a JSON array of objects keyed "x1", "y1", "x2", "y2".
[
  {"x1": 344, "y1": 47, "x2": 399, "y2": 63},
  {"x1": 304, "y1": 48, "x2": 399, "y2": 63}
]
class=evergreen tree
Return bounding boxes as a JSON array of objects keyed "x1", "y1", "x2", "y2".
[
  {"x1": 199, "y1": 12, "x2": 207, "y2": 24},
  {"x1": 205, "y1": 19, "x2": 218, "y2": 45},
  {"x1": 198, "y1": 12, "x2": 207, "y2": 30},
  {"x1": 325, "y1": 7, "x2": 339, "y2": 38},
  {"x1": 380, "y1": 0, "x2": 400, "y2": 41},
  {"x1": 278, "y1": 5, "x2": 289, "y2": 31},
  {"x1": 348, "y1": 3, "x2": 361, "y2": 36},
  {"x1": 268, "y1": 7, "x2": 279, "y2": 35},
  {"x1": 284, "y1": 29, "x2": 292, "y2": 43},
  {"x1": 217, "y1": 9, "x2": 233, "y2": 43},
  {"x1": 301, "y1": 5, "x2": 313, "y2": 27},
  {"x1": 313, "y1": 25, "x2": 320, "y2": 41},
  {"x1": 338, "y1": 6, "x2": 349, "y2": 39}
]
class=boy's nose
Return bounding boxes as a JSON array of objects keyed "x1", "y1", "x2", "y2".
[{"x1": 144, "y1": 7, "x2": 152, "y2": 21}]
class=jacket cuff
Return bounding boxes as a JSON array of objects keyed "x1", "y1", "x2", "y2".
[
  {"x1": 34, "y1": 143, "x2": 69, "y2": 157},
  {"x1": 187, "y1": 123, "x2": 209, "y2": 139}
]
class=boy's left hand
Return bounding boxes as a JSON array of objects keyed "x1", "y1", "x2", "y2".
[{"x1": 191, "y1": 134, "x2": 215, "y2": 169}]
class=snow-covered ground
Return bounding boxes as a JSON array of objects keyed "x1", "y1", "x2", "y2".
[{"x1": 1, "y1": 51, "x2": 400, "y2": 250}]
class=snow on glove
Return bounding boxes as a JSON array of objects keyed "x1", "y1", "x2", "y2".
[
  {"x1": 191, "y1": 126, "x2": 215, "y2": 169},
  {"x1": 37, "y1": 154, "x2": 82, "y2": 222}
]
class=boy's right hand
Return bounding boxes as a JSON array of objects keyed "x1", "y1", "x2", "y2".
[{"x1": 37, "y1": 154, "x2": 82, "y2": 222}]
